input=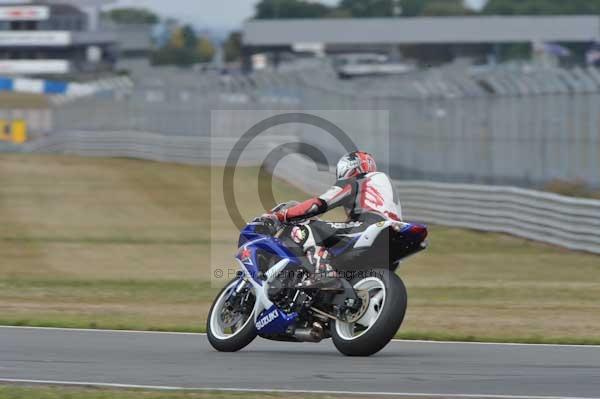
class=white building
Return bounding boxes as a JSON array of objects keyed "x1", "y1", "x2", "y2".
[{"x1": 0, "y1": 0, "x2": 118, "y2": 75}]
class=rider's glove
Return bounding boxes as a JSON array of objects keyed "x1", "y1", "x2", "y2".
[
  {"x1": 254, "y1": 213, "x2": 281, "y2": 235},
  {"x1": 261, "y1": 213, "x2": 281, "y2": 225}
]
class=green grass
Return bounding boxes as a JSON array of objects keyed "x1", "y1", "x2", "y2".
[
  {"x1": 0, "y1": 386, "x2": 342, "y2": 399},
  {"x1": 0, "y1": 92, "x2": 49, "y2": 109},
  {"x1": 544, "y1": 179, "x2": 600, "y2": 200},
  {"x1": 1, "y1": 154, "x2": 599, "y2": 344},
  {"x1": 395, "y1": 331, "x2": 600, "y2": 345}
]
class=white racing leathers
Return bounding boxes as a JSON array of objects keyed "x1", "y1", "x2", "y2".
[{"x1": 274, "y1": 172, "x2": 402, "y2": 270}]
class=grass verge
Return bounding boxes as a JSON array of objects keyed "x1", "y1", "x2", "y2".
[
  {"x1": 0, "y1": 386, "x2": 344, "y2": 399},
  {"x1": 1, "y1": 154, "x2": 599, "y2": 344}
]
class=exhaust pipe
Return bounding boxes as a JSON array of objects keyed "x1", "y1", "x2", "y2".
[{"x1": 293, "y1": 322, "x2": 324, "y2": 342}]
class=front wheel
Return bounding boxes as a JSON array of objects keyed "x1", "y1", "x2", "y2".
[
  {"x1": 331, "y1": 269, "x2": 407, "y2": 356},
  {"x1": 207, "y1": 278, "x2": 257, "y2": 352}
]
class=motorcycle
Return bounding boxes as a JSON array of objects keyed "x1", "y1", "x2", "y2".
[{"x1": 207, "y1": 202, "x2": 428, "y2": 356}]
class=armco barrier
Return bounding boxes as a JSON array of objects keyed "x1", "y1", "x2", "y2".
[
  {"x1": 0, "y1": 75, "x2": 133, "y2": 101},
  {"x1": 5, "y1": 132, "x2": 600, "y2": 254},
  {"x1": 397, "y1": 181, "x2": 600, "y2": 254},
  {"x1": 19, "y1": 131, "x2": 294, "y2": 166}
]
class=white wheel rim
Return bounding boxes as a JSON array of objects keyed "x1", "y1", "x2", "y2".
[
  {"x1": 209, "y1": 280, "x2": 255, "y2": 340},
  {"x1": 335, "y1": 277, "x2": 386, "y2": 341}
]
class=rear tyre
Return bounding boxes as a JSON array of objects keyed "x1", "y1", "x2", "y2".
[
  {"x1": 207, "y1": 278, "x2": 257, "y2": 352},
  {"x1": 331, "y1": 269, "x2": 407, "y2": 356}
]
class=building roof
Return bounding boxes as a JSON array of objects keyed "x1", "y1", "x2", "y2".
[
  {"x1": 43, "y1": 0, "x2": 115, "y2": 6},
  {"x1": 244, "y1": 16, "x2": 600, "y2": 46},
  {"x1": 0, "y1": 2, "x2": 85, "y2": 16}
]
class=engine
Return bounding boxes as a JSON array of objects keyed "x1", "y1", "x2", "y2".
[{"x1": 267, "y1": 265, "x2": 311, "y2": 314}]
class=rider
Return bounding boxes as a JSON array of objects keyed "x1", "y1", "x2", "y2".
[{"x1": 262, "y1": 151, "x2": 402, "y2": 286}]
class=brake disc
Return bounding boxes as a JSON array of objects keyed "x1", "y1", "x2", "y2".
[
  {"x1": 344, "y1": 289, "x2": 370, "y2": 323},
  {"x1": 220, "y1": 308, "x2": 244, "y2": 328}
]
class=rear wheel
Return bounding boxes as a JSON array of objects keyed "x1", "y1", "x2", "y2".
[
  {"x1": 207, "y1": 278, "x2": 257, "y2": 352},
  {"x1": 331, "y1": 269, "x2": 407, "y2": 356}
]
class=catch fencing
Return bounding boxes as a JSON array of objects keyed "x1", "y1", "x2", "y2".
[
  {"x1": 8, "y1": 131, "x2": 600, "y2": 254},
  {"x1": 49, "y1": 63, "x2": 600, "y2": 187}
]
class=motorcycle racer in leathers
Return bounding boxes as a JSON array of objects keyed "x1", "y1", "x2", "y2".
[{"x1": 262, "y1": 151, "x2": 402, "y2": 287}]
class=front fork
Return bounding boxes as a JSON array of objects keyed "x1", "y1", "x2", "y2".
[{"x1": 234, "y1": 257, "x2": 291, "y2": 323}]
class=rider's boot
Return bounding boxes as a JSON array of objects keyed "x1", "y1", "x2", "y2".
[
  {"x1": 298, "y1": 247, "x2": 342, "y2": 291},
  {"x1": 288, "y1": 224, "x2": 342, "y2": 291}
]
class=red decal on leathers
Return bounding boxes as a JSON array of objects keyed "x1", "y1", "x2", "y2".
[
  {"x1": 359, "y1": 178, "x2": 384, "y2": 210},
  {"x1": 275, "y1": 198, "x2": 323, "y2": 221}
]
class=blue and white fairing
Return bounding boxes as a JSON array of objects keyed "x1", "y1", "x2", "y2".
[
  {"x1": 236, "y1": 222, "x2": 302, "y2": 284},
  {"x1": 234, "y1": 223, "x2": 301, "y2": 335},
  {"x1": 232, "y1": 220, "x2": 427, "y2": 335},
  {"x1": 254, "y1": 304, "x2": 298, "y2": 335}
]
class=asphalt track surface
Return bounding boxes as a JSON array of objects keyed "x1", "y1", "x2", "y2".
[{"x1": 1, "y1": 326, "x2": 600, "y2": 398}]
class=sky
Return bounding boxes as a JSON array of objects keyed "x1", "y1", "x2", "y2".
[{"x1": 0, "y1": 0, "x2": 487, "y2": 31}]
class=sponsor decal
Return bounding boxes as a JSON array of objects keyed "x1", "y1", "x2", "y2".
[
  {"x1": 256, "y1": 308, "x2": 279, "y2": 330},
  {"x1": 0, "y1": 6, "x2": 49, "y2": 21},
  {"x1": 238, "y1": 247, "x2": 252, "y2": 264},
  {"x1": 327, "y1": 221, "x2": 362, "y2": 229},
  {"x1": 291, "y1": 226, "x2": 308, "y2": 244}
]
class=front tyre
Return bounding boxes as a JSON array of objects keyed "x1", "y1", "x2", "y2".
[
  {"x1": 331, "y1": 269, "x2": 407, "y2": 356},
  {"x1": 207, "y1": 278, "x2": 257, "y2": 352}
]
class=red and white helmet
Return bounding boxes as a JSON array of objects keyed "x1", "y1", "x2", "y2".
[{"x1": 336, "y1": 151, "x2": 377, "y2": 180}]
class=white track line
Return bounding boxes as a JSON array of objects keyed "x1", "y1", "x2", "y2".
[
  {"x1": 0, "y1": 325, "x2": 201, "y2": 336},
  {"x1": 2, "y1": 325, "x2": 600, "y2": 348},
  {"x1": 0, "y1": 378, "x2": 598, "y2": 399}
]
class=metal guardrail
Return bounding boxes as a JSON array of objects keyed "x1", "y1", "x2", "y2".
[
  {"x1": 5, "y1": 131, "x2": 600, "y2": 254},
  {"x1": 398, "y1": 181, "x2": 600, "y2": 253},
  {"x1": 14, "y1": 130, "x2": 294, "y2": 166}
]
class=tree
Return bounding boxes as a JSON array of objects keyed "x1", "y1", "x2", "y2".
[
  {"x1": 482, "y1": 0, "x2": 600, "y2": 62},
  {"x1": 197, "y1": 37, "x2": 216, "y2": 63},
  {"x1": 151, "y1": 46, "x2": 198, "y2": 66},
  {"x1": 398, "y1": 0, "x2": 427, "y2": 16},
  {"x1": 151, "y1": 25, "x2": 215, "y2": 66},
  {"x1": 326, "y1": 8, "x2": 353, "y2": 18},
  {"x1": 255, "y1": 0, "x2": 333, "y2": 19},
  {"x1": 170, "y1": 27, "x2": 185, "y2": 48},
  {"x1": 106, "y1": 8, "x2": 158, "y2": 24},
  {"x1": 422, "y1": 0, "x2": 474, "y2": 16},
  {"x1": 170, "y1": 25, "x2": 197, "y2": 49},
  {"x1": 182, "y1": 25, "x2": 198, "y2": 49},
  {"x1": 337, "y1": 0, "x2": 473, "y2": 17},
  {"x1": 483, "y1": 0, "x2": 600, "y2": 15},
  {"x1": 337, "y1": 0, "x2": 395, "y2": 17},
  {"x1": 254, "y1": 0, "x2": 475, "y2": 19},
  {"x1": 224, "y1": 31, "x2": 242, "y2": 62}
]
